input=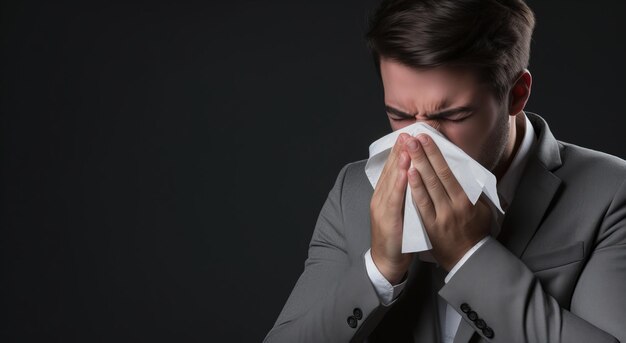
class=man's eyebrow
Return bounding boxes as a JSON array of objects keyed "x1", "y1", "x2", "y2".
[{"x1": 385, "y1": 105, "x2": 473, "y2": 119}]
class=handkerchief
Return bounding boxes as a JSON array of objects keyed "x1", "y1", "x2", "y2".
[{"x1": 364, "y1": 122, "x2": 504, "y2": 256}]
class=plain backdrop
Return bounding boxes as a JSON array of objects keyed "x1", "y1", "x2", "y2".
[{"x1": 1, "y1": 0, "x2": 625, "y2": 342}]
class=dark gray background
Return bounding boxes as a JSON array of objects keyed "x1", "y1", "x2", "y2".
[{"x1": 1, "y1": 0, "x2": 624, "y2": 342}]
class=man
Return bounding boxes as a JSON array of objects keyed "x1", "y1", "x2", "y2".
[{"x1": 265, "y1": 0, "x2": 626, "y2": 342}]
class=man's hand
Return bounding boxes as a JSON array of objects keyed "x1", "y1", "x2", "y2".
[
  {"x1": 370, "y1": 133, "x2": 414, "y2": 285},
  {"x1": 405, "y1": 134, "x2": 492, "y2": 271}
]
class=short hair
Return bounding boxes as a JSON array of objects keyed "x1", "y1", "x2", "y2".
[{"x1": 365, "y1": 0, "x2": 536, "y2": 101}]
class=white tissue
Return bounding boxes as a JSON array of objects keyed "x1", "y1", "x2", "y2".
[{"x1": 364, "y1": 122, "x2": 504, "y2": 255}]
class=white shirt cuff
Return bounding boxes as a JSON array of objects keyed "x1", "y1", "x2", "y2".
[
  {"x1": 364, "y1": 248, "x2": 407, "y2": 305},
  {"x1": 444, "y1": 236, "x2": 491, "y2": 284}
]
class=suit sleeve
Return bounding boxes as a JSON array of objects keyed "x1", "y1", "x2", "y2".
[
  {"x1": 264, "y1": 163, "x2": 395, "y2": 343},
  {"x1": 439, "y1": 178, "x2": 626, "y2": 343}
]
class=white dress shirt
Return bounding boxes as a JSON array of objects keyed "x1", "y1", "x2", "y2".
[{"x1": 364, "y1": 112, "x2": 537, "y2": 342}]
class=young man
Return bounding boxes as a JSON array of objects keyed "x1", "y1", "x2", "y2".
[{"x1": 265, "y1": 1, "x2": 626, "y2": 342}]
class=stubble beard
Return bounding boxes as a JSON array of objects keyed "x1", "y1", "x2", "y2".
[{"x1": 480, "y1": 112, "x2": 511, "y2": 174}]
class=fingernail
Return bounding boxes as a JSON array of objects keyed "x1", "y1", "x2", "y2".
[
  {"x1": 417, "y1": 135, "x2": 428, "y2": 145},
  {"x1": 407, "y1": 139, "x2": 418, "y2": 151}
]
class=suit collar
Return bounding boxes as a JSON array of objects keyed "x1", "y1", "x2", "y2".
[{"x1": 525, "y1": 111, "x2": 562, "y2": 171}]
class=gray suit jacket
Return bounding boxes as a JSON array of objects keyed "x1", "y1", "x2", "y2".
[{"x1": 264, "y1": 112, "x2": 626, "y2": 343}]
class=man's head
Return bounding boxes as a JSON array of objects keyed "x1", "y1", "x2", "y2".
[{"x1": 365, "y1": 0, "x2": 535, "y2": 173}]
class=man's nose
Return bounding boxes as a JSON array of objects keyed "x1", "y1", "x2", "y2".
[{"x1": 414, "y1": 115, "x2": 441, "y2": 132}]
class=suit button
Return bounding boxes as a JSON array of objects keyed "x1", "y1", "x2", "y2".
[
  {"x1": 460, "y1": 303, "x2": 471, "y2": 313},
  {"x1": 347, "y1": 316, "x2": 357, "y2": 328},
  {"x1": 475, "y1": 319, "x2": 486, "y2": 329},
  {"x1": 468, "y1": 311, "x2": 478, "y2": 321},
  {"x1": 482, "y1": 327, "x2": 494, "y2": 338},
  {"x1": 353, "y1": 308, "x2": 363, "y2": 320}
]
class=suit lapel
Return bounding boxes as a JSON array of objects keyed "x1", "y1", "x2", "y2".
[
  {"x1": 496, "y1": 158, "x2": 562, "y2": 256},
  {"x1": 497, "y1": 112, "x2": 563, "y2": 257}
]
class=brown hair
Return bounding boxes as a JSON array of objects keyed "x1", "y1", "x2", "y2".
[{"x1": 365, "y1": 0, "x2": 536, "y2": 101}]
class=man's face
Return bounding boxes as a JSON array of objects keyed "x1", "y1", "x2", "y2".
[{"x1": 380, "y1": 57, "x2": 511, "y2": 172}]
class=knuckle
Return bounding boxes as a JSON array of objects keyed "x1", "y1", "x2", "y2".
[
  {"x1": 396, "y1": 170, "x2": 406, "y2": 184},
  {"x1": 424, "y1": 174, "x2": 440, "y2": 189},
  {"x1": 456, "y1": 197, "x2": 472, "y2": 213},
  {"x1": 436, "y1": 205, "x2": 449, "y2": 218},
  {"x1": 437, "y1": 167, "x2": 454, "y2": 182},
  {"x1": 453, "y1": 191, "x2": 471, "y2": 205},
  {"x1": 414, "y1": 195, "x2": 431, "y2": 209},
  {"x1": 413, "y1": 148, "x2": 426, "y2": 161},
  {"x1": 398, "y1": 151, "x2": 410, "y2": 165}
]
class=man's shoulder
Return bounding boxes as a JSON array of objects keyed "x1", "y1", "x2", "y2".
[
  {"x1": 556, "y1": 139, "x2": 626, "y2": 188},
  {"x1": 333, "y1": 159, "x2": 372, "y2": 195},
  {"x1": 339, "y1": 158, "x2": 368, "y2": 182},
  {"x1": 558, "y1": 140, "x2": 626, "y2": 171},
  {"x1": 342, "y1": 158, "x2": 368, "y2": 174}
]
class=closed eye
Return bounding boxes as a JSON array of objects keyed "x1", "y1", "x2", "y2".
[
  {"x1": 443, "y1": 114, "x2": 471, "y2": 122},
  {"x1": 388, "y1": 115, "x2": 411, "y2": 121},
  {"x1": 388, "y1": 113, "x2": 471, "y2": 123}
]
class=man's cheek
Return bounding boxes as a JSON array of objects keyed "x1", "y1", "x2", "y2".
[{"x1": 449, "y1": 130, "x2": 482, "y2": 162}]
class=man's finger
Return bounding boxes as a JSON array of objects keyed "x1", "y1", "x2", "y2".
[
  {"x1": 405, "y1": 137, "x2": 450, "y2": 208},
  {"x1": 387, "y1": 151, "x2": 410, "y2": 210},
  {"x1": 407, "y1": 167, "x2": 436, "y2": 223},
  {"x1": 377, "y1": 133, "x2": 408, "y2": 203},
  {"x1": 380, "y1": 133, "x2": 408, "y2": 181},
  {"x1": 416, "y1": 134, "x2": 465, "y2": 201}
]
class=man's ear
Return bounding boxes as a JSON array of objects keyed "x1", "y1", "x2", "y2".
[{"x1": 508, "y1": 69, "x2": 532, "y2": 116}]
